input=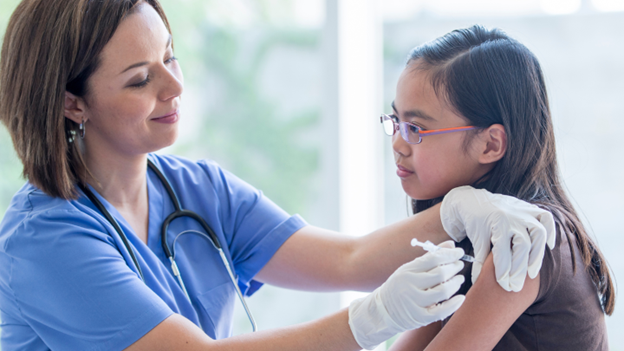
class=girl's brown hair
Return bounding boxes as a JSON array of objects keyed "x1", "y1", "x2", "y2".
[
  {"x1": 0, "y1": 0, "x2": 171, "y2": 199},
  {"x1": 409, "y1": 25, "x2": 615, "y2": 315}
]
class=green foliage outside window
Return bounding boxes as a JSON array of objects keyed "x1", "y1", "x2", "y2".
[
  {"x1": 160, "y1": 0, "x2": 321, "y2": 216},
  {"x1": 0, "y1": 0, "x2": 321, "y2": 219}
]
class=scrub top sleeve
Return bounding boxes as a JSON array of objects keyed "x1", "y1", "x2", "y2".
[
  {"x1": 5, "y1": 210, "x2": 173, "y2": 351},
  {"x1": 200, "y1": 161, "x2": 308, "y2": 295}
]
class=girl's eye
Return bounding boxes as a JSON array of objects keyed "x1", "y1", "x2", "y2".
[
  {"x1": 165, "y1": 56, "x2": 177, "y2": 64},
  {"x1": 407, "y1": 124, "x2": 420, "y2": 134}
]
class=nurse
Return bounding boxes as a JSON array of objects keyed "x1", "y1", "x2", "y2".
[{"x1": 0, "y1": 0, "x2": 555, "y2": 350}]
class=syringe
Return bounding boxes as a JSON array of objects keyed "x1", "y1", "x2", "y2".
[{"x1": 410, "y1": 238, "x2": 475, "y2": 263}]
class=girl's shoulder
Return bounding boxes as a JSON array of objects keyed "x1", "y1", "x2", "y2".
[
  {"x1": 530, "y1": 229, "x2": 605, "y2": 312},
  {"x1": 502, "y1": 230, "x2": 609, "y2": 350}
]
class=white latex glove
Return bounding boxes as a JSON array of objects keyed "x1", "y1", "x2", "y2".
[
  {"x1": 440, "y1": 185, "x2": 556, "y2": 292},
  {"x1": 348, "y1": 241, "x2": 466, "y2": 350}
]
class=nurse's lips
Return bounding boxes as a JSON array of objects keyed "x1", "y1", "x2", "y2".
[
  {"x1": 396, "y1": 164, "x2": 414, "y2": 178},
  {"x1": 151, "y1": 109, "x2": 179, "y2": 124}
]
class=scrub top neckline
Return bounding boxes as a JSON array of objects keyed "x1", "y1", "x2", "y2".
[
  {"x1": 146, "y1": 162, "x2": 167, "y2": 250},
  {"x1": 81, "y1": 175, "x2": 157, "y2": 250}
]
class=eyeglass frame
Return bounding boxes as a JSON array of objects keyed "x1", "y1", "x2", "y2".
[{"x1": 380, "y1": 114, "x2": 477, "y2": 145}]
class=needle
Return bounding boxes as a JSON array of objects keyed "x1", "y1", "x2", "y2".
[{"x1": 410, "y1": 238, "x2": 475, "y2": 263}]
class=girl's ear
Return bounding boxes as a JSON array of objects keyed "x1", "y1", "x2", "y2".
[
  {"x1": 64, "y1": 91, "x2": 87, "y2": 124},
  {"x1": 478, "y1": 124, "x2": 507, "y2": 165}
]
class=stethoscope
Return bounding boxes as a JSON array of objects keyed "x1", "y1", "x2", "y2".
[{"x1": 78, "y1": 159, "x2": 258, "y2": 332}]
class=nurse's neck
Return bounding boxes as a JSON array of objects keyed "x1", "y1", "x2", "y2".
[
  {"x1": 84, "y1": 150, "x2": 150, "y2": 243},
  {"x1": 87, "y1": 158, "x2": 147, "y2": 204}
]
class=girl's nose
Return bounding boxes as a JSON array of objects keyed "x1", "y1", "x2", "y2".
[{"x1": 392, "y1": 132, "x2": 411, "y2": 158}]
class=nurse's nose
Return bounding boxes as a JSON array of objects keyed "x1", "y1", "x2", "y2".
[{"x1": 158, "y1": 66, "x2": 184, "y2": 102}]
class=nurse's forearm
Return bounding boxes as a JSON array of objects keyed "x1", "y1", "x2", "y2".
[
  {"x1": 126, "y1": 309, "x2": 362, "y2": 351},
  {"x1": 347, "y1": 203, "x2": 450, "y2": 291},
  {"x1": 255, "y1": 203, "x2": 449, "y2": 292}
]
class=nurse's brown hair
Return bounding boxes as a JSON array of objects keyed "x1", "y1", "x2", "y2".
[{"x1": 0, "y1": 0, "x2": 172, "y2": 199}]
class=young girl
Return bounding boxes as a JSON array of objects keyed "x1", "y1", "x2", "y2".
[{"x1": 383, "y1": 25, "x2": 614, "y2": 350}]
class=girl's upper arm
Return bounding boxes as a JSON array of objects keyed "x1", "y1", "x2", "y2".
[
  {"x1": 389, "y1": 322, "x2": 442, "y2": 351},
  {"x1": 424, "y1": 253, "x2": 540, "y2": 351}
]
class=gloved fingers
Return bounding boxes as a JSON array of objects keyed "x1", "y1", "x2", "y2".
[
  {"x1": 406, "y1": 247, "x2": 465, "y2": 273},
  {"x1": 412, "y1": 261, "x2": 464, "y2": 290},
  {"x1": 441, "y1": 186, "x2": 482, "y2": 242},
  {"x1": 423, "y1": 294, "x2": 466, "y2": 324},
  {"x1": 471, "y1": 232, "x2": 494, "y2": 286},
  {"x1": 518, "y1": 204, "x2": 556, "y2": 250},
  {"x1": 538, "y1": 211, "x2": 556, "y2": 249},
  {"x1": 440, "y1": 192, "x2": 468, "y2": 242},
  {"x1": 488, "y1": 221, "x2": 513, "y2": 291},
  {"x1": 417, "y1": 274, "x2": 465, "y2": 307},
  {"x1": 437, "y1": 240, "x2": 456, "y2": 249},
  {"x1": 472, "y1": 236, "x2": 492, "y2": 269},
  {"x1": 506, "y1": 229, "x2": 531, "y2": 292},
  {"x1": 526, "y1": 221, "x2": 548, "y2": 280}
]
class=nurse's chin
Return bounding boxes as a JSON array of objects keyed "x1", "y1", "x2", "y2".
[{"x1": 146, "y1": 130, "x2": 179, "y2": 153}]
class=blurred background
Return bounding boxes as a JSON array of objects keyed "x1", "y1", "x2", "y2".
[{"x1": 1, "y1": 0, "x2": 622, "y2": 349}]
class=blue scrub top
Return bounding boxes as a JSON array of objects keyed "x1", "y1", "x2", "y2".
[{"x1": 0, "y1": 154, "x2": 307, "y2": 351}]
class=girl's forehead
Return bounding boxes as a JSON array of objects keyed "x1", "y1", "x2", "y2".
[
  {"x1": 396, "y1": 67, "x2": 441, "y2": 113},
  {"x1": 395, "y1": 65, "x2": 467, "y2": 126}
]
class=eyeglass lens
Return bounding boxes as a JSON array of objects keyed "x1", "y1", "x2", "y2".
[
  {"x1": 381, "y1": 116, "x2": 396, "y2": 136},
  {"x1": 400, "y1": 123, "x2": 421, "y2": 144},
  {"x1": 381, "y1": 115, "x2": 421, "y2": 144}
]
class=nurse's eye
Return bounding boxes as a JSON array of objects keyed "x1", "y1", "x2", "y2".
[
  {"x1": 389, "y1": 114, "x2": 399, "y2": 123},
  {"x1": 130, "y1": 75, "x2": 151, "y2": 88}
]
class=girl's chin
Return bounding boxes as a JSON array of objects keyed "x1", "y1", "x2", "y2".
[{"x1": 401, "y1": 183, "x2": 448, "y2": 201}]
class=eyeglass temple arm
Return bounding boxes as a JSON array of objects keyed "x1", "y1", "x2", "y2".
[{"x1": 419, "y1": 126, "x2": 476, "y2": 136}]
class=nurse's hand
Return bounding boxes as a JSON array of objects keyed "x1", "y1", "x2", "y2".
[
  {"x1": 348, "y1": 242, "x2": 465, "y2": 350},
  {"x1": 440, "y1": 185, "x2": 556, "y2": 292}
]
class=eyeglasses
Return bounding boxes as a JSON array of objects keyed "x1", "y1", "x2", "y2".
[{"x1": 380, "y1": 114, "x2": 476, "y2": 144}]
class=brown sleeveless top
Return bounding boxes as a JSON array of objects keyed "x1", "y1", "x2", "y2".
[{"x1": 444, "y1": 231, "x2": 609, "y2": 350}]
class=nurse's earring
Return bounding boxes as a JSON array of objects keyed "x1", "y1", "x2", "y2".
[
  {"x1": 67, "y1": 118, "x2": 85, "y2": 143},
  {"x1": 67, "y1": 129, "x2": 77, "y2": 143},
  {"x1": 64, "y1": 92, "x2": 83, "y2": 143},
  {"x1": 79, "y1": 117, "x2": 86, "y2": 139}
]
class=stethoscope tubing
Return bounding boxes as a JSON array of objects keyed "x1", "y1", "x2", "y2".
[
  {"x1": 80, "y1": 160, "x2": 257, "y2": 333},
  {"x1": 168, "y1": 228, "x2": 258, "y2": 332},
  {"x1": 79, "y1": 183, "x2": 145, "y2": 281}
]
